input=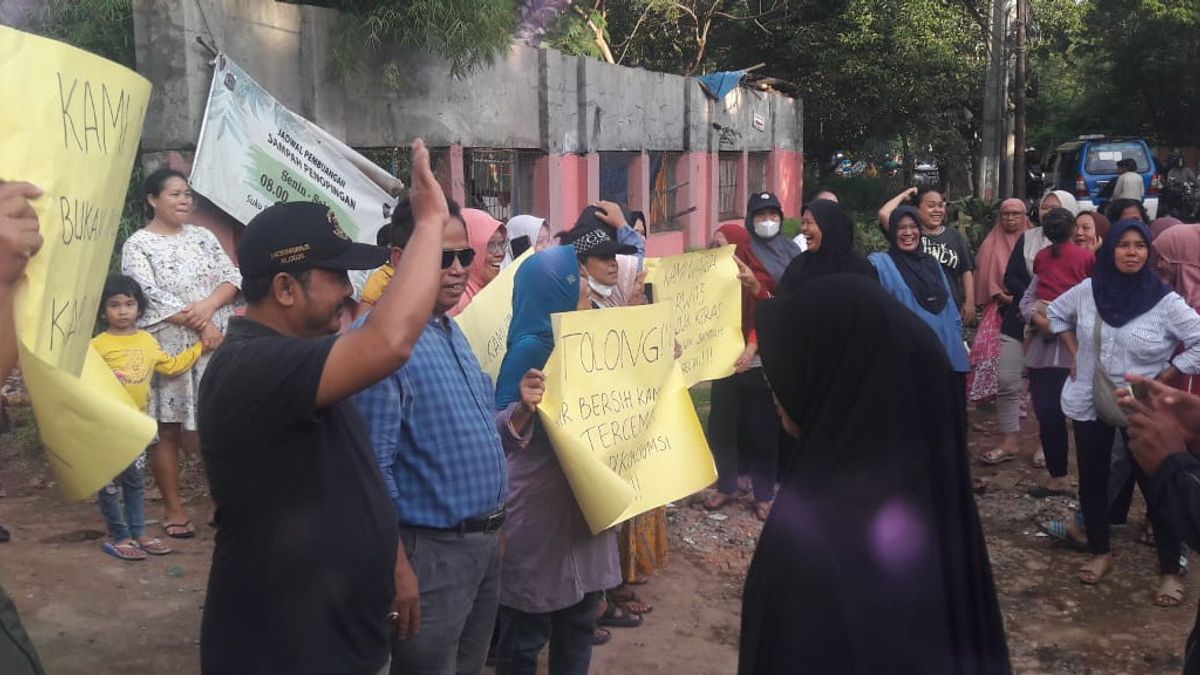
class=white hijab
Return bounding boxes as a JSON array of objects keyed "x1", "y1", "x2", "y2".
[{"x1": 502, "y1": 215, "x2": 546, "y2": 268}]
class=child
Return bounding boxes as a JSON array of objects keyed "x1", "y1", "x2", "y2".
[
  {"x1": 90, "y1": 275, "x2": 209, "y2": 561},
  {"x1": 1028, "y1": 208, "x2": 1095, "y2": 344}
]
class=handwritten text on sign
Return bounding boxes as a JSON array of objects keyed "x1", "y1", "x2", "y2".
[
  {"x1": 539, "y1": 304, "x2": 716, "y2": 534},
  {"x1": 1, "y1": 26, "x2": 158, "y2": 500},
  {"x1": 645, "y1": 245, "x2": 743, "y2": 387}
]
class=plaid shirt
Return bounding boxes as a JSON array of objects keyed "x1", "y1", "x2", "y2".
[{"x1": 353, "y1": 315, "x2": 507, "y2": 528}]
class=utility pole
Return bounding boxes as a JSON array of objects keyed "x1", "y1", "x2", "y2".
[{"x1": 1012, "y1": 0, "x2": 1028, "y2": 199}]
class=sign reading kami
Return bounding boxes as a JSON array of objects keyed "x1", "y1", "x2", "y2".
[
  {"x1": 646, "y1": 245, "x2": 744, "y2": 387},
  {"x1": 0, "y1": 26, "x2": 157, "y2": 500},
  {"x1": 457, "y1": 249, "x2": 533, "y2": 384},
  {"x1": 191, "y1": 54, "x2": 398, "y2": 243},
  {"x1": 538, "y1": 304, "x2": 716, "y2": 534}
]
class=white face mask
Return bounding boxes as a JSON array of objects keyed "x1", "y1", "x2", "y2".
[
  {"x1": 588, "y1": 276, "x2": 616, "y2": 298},
  {"x1": 754, "y1": 219, "x2": 781, "y2": 238}
]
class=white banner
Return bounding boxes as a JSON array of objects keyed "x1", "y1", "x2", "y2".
[{"x1": 191, "y1": 54, "x2": 399, "y2": 244}]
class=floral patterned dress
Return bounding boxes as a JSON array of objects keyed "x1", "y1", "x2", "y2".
[{"x1": 121, "y1": 225, "x2": 241, "y2": 430}]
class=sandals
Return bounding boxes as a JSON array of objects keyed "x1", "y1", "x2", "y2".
[
  {"x1": 609, "y1": 588, "x2": 653, "y2": 615},
  {"x1": 979, "y1": 447, "x2": 1017, "y2": 465},
  {"x1": 1039, "y1": 519, "x2": 1089, "y2": 552},
  {"x1": 163, "y1": 520, "x2": 195, "y2": 539},
  {"x1": 593, "y1": 627, "x2": 612, "y2": 646},
  {"x1": 597, "y1": 602, "x2": 643, "y2": 628},
  {"x1": 103, "y1": 541, "x2": 146, "y2": 562},
  {"x1": 137, "y1": 538, "x2": 172, "y2": 556},
  {"x1": 1155, "y1": 574, "x2": 1186, "y2": 607},
  {"x1": 1031, "y1": 451, "x2": 1046, "y2": 469}
]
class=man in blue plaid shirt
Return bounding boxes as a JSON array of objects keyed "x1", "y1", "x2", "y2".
[{"x1": 355, "y1": 199, "x2": 543, "y2": 675}]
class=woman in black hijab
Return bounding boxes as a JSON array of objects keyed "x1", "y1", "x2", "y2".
[
  {"x1": 741, "y1": 274, "x2": 1011, "y2": 675},
  {"x1": 777, "y1": 200, "x2": 876, "y2": 293}
]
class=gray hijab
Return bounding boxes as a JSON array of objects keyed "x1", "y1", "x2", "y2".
[{"x1": 747, "y1": 209, "x2": 801, "y2": 283}]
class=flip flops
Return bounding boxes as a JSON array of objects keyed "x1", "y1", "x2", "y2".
[
  {"x1": 164, "y1": 520, "x2": 195, "y2": 539},
  {"x1": 1038, "y1": 518, "x2": 1089, "y2": 553},
  {"x1": 597, "y1": 603, "x2": 643, "y2": 628},
  {"x1": 979, "y1": 448, "x2": 1017, "y2": 465},
  {"x1": 103, "y1": 541, "x2": 146, "y2": 561}
]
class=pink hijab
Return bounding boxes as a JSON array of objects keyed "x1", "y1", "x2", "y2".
[
  {"x1": 1150, "y1": 216, "x2": 1183, "y2": 242},
  {"x1": 973, "y1": 198, "x2": 1029, "y2": 306},
  {"x1": 1152, "y1": 223, "x2": 1200, "y2": 308},
  {"x1": 449, "y1": 209, "x2": 504, "y2": 316}
]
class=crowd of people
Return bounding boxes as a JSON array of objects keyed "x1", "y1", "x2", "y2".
[{"x1": 7, "y1": 139, "x2": 1200, "y2": 674}]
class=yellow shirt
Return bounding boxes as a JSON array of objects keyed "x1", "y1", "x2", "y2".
[
  {"x1": 90, "y1": 330, "x2": 203, "y2": 412},
  {"x1": 360, "y1": 264, "x2": 395, "y2": 307}
]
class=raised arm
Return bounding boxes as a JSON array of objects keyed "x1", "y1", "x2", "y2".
[
  {"x1": 877, "y1": 187, "x2": 917, "y2": 232},
  {"x1": 316, "y1": 140, "x2": 448, "y2": 408}
]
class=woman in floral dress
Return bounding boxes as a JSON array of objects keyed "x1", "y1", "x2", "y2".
[{"x1": 121, "y1": 169, "x2": 240, "y2": 538}]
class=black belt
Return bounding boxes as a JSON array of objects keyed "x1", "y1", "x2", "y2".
[{"x1": 411, "y1": 509, "x2": 506, "y2": 535}]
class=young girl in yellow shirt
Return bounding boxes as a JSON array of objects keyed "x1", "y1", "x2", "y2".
[{"x1": 90, "y1": 275, "x2": 211, "y2": 561}]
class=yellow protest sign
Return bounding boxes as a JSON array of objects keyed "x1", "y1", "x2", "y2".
[
  {"x1": 457, "y1": 249, "x2": 533, "y2": 383},
  {"x1": 538, "y1": 303, "x2": 716, "y2": 534},
  {"x1": 1, "y1": 27, "x2": 156, "y2": 500},
  {"x1": 646, "y1": 245, "x2": 743, "y2": 386}
]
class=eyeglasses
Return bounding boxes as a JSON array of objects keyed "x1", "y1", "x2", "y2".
[
  {"x1": 486, "y1": 240, "x2": 506, "y2": 254},
  {"x1": 1000, "y1": 211, "x2": 1025, "y2": 218},
  {"x1": 442, "y1": 248, "x2": 476, "y2": 269}
]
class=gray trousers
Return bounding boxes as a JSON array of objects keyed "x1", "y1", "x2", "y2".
[
  {"x1": 996, "y1": 335, "x2": 1025, "y2": 434},
  {"x1": 391, "y1": 526, "x2": 502, "y2": 675}
]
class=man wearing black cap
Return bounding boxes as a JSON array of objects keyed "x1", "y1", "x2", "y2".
[
  {"x1": 197, "y1": 141, "x2": 449, "y2": 675},
  {"x1": 563, "y1": 201, "x2": 644, "y2": 308}
]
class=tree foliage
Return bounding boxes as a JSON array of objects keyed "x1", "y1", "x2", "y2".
[
  {"x1": 19, "y1": 0, "x2": 135, "y2": 68},
  {"x1": 323, "y1": 0, "x2": 521, "y2": 82}
]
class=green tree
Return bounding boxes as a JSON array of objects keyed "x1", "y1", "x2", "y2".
[
  {"x1": 20, "y1": 0, "x2": 135, "y2": 67},
  {"x1": 292, "y1": 0, "x2": 522, "y2": 81}
]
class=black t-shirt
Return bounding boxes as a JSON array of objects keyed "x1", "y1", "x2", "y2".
[
  {"x1": 921, "y1": 227, "x2": 975, "y2": 310},
  {"x1": 198, "y1": 318, "x2": 398, "y2": 675}
]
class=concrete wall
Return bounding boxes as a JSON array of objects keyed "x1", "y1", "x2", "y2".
[
  {"x1": 132, "y1": 0, "x2": 804, "y2": 254},
  {"x1": 133, "y1": 0, "x2": 801, "y2": 156}
]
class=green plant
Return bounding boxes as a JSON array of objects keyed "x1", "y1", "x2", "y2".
[{"x1": 952, "y1": 197, "x2": 999, "y2": 250}]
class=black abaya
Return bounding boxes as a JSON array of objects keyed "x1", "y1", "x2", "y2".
[{"x1": 742, "y1": 274, "x2": 1011, "y2": 675}]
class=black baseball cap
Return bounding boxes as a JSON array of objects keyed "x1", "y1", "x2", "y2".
[
  {"x1": 563, "y1": 205, "x2": 639, "y2": 258},
  {"x1": 747, "y1": 191, "x2": 783, "y2": 215},
  {"x1": 238, "y1": 202, "x2": 389, "y2": 278}
]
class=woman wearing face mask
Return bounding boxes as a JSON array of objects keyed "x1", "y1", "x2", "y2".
[
  {"x1": 493, "y1": 245, "x2": 622, "y2": 673},
  {"x1": 566, "y1": 203, "x2": 645, "y2": 309},
  {"x1": 1047, "y1": 220, "x2": 1200, "y2": 603},
  {"x1": 448, "y1": 209, "x2": 506, "y2": 316},
  {"x1": 778, "y1": 200, "x2": 875, "y2": 294},
  {"x1": 745, "y1": 192, "x2": 800, "y2": 286}
]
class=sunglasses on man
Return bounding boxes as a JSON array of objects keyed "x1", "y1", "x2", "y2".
[{"x1": 442, "y1": 248, "x2": 475, "y2": 269}]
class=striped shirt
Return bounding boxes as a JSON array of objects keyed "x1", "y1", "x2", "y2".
[
  {"x1": 1047, "y1": 279, "x2": 1200, "y2": 421},
  {"x1": 353, "y1": 315, "x2": 507, "y2": 528}
]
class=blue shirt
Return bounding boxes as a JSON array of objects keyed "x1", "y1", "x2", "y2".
[
  {"x1": 353, "y1": 315, "x2": 508, "y2": 528},
  {"x1": 869, "y1": 252, "x2": 970, "y2": 373}
]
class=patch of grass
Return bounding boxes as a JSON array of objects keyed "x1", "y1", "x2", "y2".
[{"x1": 690, "y1": 382, "x2": 712, "y2": 429}]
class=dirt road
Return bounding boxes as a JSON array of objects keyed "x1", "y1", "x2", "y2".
[{"x1": 0, "y1": 405, "x2": 1195, "y2": 674}]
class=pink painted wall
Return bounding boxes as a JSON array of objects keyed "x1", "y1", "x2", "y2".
[
  {"x1": 767, "y1": 149, "x2": 804, "y2": 219},
  {"x1": 645, "y1": 231, "x2": 686, "y2": 257}
]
